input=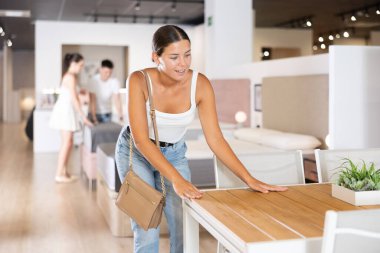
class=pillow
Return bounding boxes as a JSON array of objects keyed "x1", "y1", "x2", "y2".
[
  {"x1": 233, "y1": 128, "x2": 283, "y2": 143},
  {"x1": 233, "y1": 128, "x2": 321, "y2": 150}
]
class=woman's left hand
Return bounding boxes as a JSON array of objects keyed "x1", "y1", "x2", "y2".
[{"x1": 246, "y1": 177, "x2": 288, "y2": 193}]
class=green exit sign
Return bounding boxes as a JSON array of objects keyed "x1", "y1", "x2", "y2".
[{"x1": 207, "y1": 16, "x2": 213, "y2": 26}]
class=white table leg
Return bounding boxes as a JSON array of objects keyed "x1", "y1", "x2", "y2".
[{"x1": 183, "y1": 200, "x2": 199, "y2": 253}]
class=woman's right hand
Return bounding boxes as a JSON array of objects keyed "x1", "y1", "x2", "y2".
[
  {"x1": 172, "y1": 178, "x2": 203, "y2": 200},
  {"x1": 83, "y1": 117, "x2": 94, "y2": 127}
]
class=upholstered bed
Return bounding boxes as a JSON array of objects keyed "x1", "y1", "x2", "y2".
[
  {"x1": 81, "y1": 122, "x2": 122, "y2": 188},
  {"x1": 185, "y1": 128, "x2": 322, "y2": 187}
]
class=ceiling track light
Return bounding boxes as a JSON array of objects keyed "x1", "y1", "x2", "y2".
[
  {"x1": 6, "y1": 39, "x2": 12, "y2": 47},
  {"x1": 276, "y1": 15, "x2": 313, "y2": 29},
  {"x1": 337, "y1": 2, "x2": 380, "y2": 22},
  {"x1": 135, "y1": 0, "x2": 141, "y2": 11},
  {"x1": 171, "y1": 0, "x2": 177, "y2": 12},
  {"x1": 84, "y1": 13, "x2": 179, "y2": 24},
  {"x1": 364, "y1": 8, "x2": 370, "y2": 17}
]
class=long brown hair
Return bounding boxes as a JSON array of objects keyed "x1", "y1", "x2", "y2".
[{"x1": 62, "y1": 53, "x2": 83, "y2": 76}]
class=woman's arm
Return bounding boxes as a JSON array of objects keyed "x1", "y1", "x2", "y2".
[
  {"x1": 89, "y1": 92, "x2": 98, "y2": 124},
  {"x1": 113, "y1": 93, "x2": 123, "y2": 122},
  {"x1": 128, "y1": 71, "x2": 202, "y2": 199},
  {"x1": 64, "y1": 74, "x2": 93, "y2": 127},
  {"x1": 196, "y1": 74, "x2": 287, "y2": 193}
]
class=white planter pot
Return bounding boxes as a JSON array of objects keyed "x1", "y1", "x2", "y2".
[{"x1": 332, "y1": 184, "x2": 380, "y2": 206}]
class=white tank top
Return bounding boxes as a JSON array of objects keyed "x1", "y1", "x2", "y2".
[
  {"x1": 145, "y1": 71, "x2": 198, "y2": 143},
  {"x1": 146, "y1": 71, "x2": 198, "y2": 143}
]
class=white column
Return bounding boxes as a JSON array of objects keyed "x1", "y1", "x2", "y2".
[
  {"x1": 329, "y1": 46, "x2": 380, "y2": 148},
  {"x1": 204, "y1": 0, "x2": 253, "y2": 78}
]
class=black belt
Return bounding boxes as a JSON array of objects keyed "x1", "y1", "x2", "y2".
[{"x1": 126, "y1": 126, "x2": 174, "y2": 147}]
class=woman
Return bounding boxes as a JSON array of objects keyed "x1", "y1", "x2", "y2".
[
  {"x1": 50, "y1": 53, "x2": 93, "y2": 183},
  {"x1": 115, "y1": 25, "x2": 287, "y2": 253}
]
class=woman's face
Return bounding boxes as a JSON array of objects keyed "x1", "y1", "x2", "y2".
[
  {"x1": 155, "y1": 39, "x2": 191, "y2": 81},
  {"x1": 69, "y1": 60, "x2": 84, "y2": 74}
]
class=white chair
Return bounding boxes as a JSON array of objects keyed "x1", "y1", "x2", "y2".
[
  {"x1": 321, "y1": 209, "x2": 380, "y2": 253},
  {"x1": 214, "y1": 150, "x2": 305, "y2": 189},
  {"x1": 214, "y1": 150, "x2": 305, "y2": 253},
  {"x1": 315, "y1": 148, "x2": 380, "y2": 183}
]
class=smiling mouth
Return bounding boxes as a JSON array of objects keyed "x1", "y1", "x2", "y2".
[{"x1": 175, "y1": 69, "x2": 186, "y2": 74}]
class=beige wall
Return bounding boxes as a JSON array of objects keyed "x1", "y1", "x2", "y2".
[
  {"x1": 62, "y1": 45, "x2": 126, "y2": 89},
  {"x1": 254, "y1": 28, "x2": 313, "y2": 62},
  {"x1": 13, "y1": 50, "x2": 35, "y2": 90},
  {"x1": 369, "y1": 31, "x2": 380, "y2": 45}
]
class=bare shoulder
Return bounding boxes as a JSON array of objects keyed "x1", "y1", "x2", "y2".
[
  {"x1": 196, "y1": 72, "x2": 214, "y2": 102},
  {"x1": 62, "y1": 73, "x2": 76, "y2": 88},
  {"x1": 129, "y1": 70, "x2": 145, "y2": 83},
  {"x1": 128, "y1": 70, "x2": 149, "y2": 99}
]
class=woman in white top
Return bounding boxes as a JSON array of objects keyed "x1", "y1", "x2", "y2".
[
  {"x1": 50, "y1": 53, "x2": 93, "y2": 183},
  {"x1": 115, "y1": 25, "x2": 287, "y2": 253}
]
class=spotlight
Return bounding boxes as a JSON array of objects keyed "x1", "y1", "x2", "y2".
[
  {"x1": 0, "y1": 31, "x2": 4, "y2": 36},
  {"x1": 343, "y1": 31, "x2": 350, "y2": 38},
  {"x1": 329, "y1": 34, "x2": 334, "y2": 40},
  {"x1": 263, "y1": 50, "x2": 270, "y2": 57},
  {"x1": 364, "y1": 8, "x2": 370, "y2": 17},
  {"x1": 7, "y1": 39, "x2": 12, "y2": 47},
  {"x1": 0, "y1": 26, "x2": 3, "y2": 33},
  {"x1": 306, "y1": 20, "x2": 312, "y2": 27},
  {"x1": 318, "y1": 36, "x2": 324, "y2": 42},
  {"x1": 320, "y1": 43, "x2": 326, "y2": 49},
  {"x1": 335, "y1": 33, "x2": 341, "y2": 39},
  {"x1": 350, "y1": 14, "x2": 356, "y2": 21},
  {"x1": 171, "y1": 0, "x2": 177, "y2": 12},
  {"x1": 377, "y1": 6, "x2": 380, "y2": 15},
  {"x1": 135, "y1": 1, "x2": 141, "y2": 11},
  {"x1": 312, "y1": 45, "x2": 318, "y2": 51}
]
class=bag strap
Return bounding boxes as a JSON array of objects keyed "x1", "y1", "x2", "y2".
[{"x1": 128, "y1": 70, "x2": 166, "y2": 198}]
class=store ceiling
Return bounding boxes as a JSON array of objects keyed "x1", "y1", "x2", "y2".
[{"x1": 0, "y1": 0, "x2": 379, "y2": 50}]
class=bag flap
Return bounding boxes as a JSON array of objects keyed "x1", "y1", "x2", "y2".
[{"x1": 126, "y1": 170, "x2": 164, "y2": 204}]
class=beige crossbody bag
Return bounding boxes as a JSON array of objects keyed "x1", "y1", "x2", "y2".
[{"x1": 116, "y1": 70, "x2": 166, "y2": 231}]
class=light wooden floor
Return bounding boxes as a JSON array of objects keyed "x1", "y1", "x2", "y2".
[{"x1": 0, "y1": 123, "x2": 217, "y2": 253}]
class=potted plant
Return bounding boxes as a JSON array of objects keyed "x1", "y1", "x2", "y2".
[{"x1": 332, "y1": 158, "x2": 380, "y2": 206}]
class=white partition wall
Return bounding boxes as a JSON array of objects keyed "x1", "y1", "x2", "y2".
[
  {"x1": 329, "y1": 46, "x2": 380, "y2": 149},
  {"x1": 35, "y1": 21, "x2": 194, "y2": 96}
]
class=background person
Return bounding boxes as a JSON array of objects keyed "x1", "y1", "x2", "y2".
[
  {"x1": 49, "y1": 53, "x2": 93, "y2": 183},
  {"x1": 88, "y1": 59, "x2": 123, "y2": 124}
]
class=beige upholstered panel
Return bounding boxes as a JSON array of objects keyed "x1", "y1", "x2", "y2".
[
  {"x1": 262, "y1": 75, "x2": 328, "y2": 148},
  {"x1": 211, "y1": 79, "x2": 251, "y2": 127}
]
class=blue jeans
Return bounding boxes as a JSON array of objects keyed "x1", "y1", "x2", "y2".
[
  {"x1": 89, "y1": 113, "x2": 112, "y2": 123},
  {"x1": 115, "y1": 126, "x2": 190, "y2": 253}
]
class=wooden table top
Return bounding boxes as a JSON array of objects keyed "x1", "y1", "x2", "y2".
[{"x1": 191, "y1": 184, "x2": 380, "y2": 244}]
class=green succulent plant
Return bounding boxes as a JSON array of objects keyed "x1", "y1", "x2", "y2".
[{"x1": 336, "y1": 158, "x2": 380, "y2": 191}]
